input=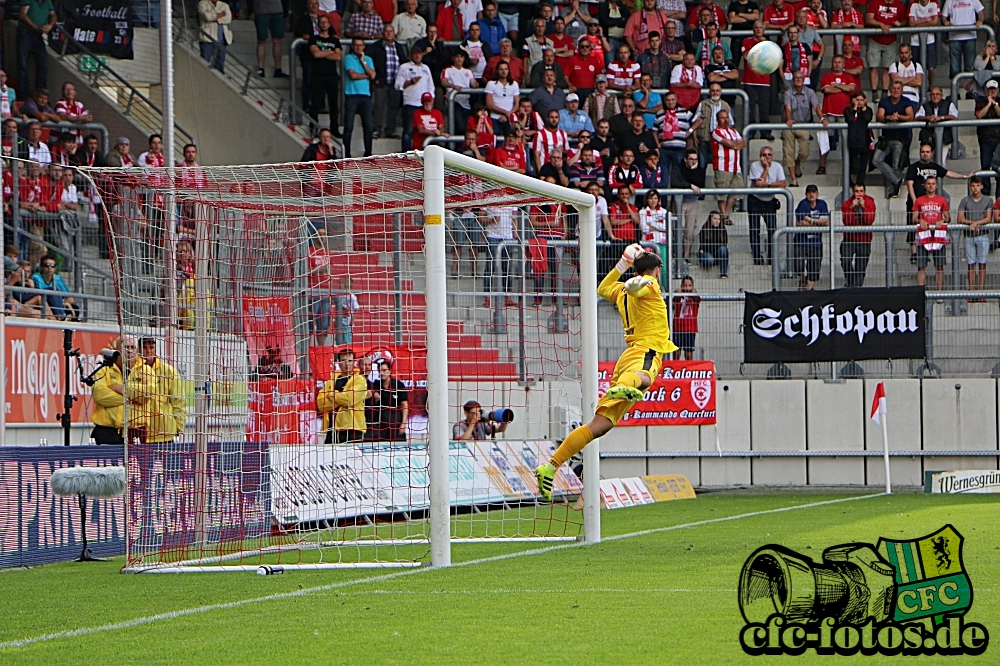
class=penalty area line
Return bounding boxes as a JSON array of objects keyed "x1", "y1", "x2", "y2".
[{"x1": 0, "y1": 493, "x2": 882, "y2": 651}]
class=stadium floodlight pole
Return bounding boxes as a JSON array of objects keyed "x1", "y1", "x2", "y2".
[{"x1": 422, "y1": 145, "x2": 601, "y2": 556}]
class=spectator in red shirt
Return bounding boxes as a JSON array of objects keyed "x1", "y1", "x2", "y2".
[
  {"x1": 435, "y1": 0, "x2": 464, "y2": 41},
  {"x1": 55, "y1": 82, "x2": 92, "y2": 127},
  {"x1": 865, "y1": 0, "x2": 907, "y2": 99},
  {"x1": 624, "y1": 0, "x2": 672, "y2": 54},
  {"x1": 607, "y1": 147, "x2": 641, "y2": 191},
  {"x1": 763, "y1": 0, "x2": 795, "y2": 29},
  {"x1": 412, "y1": 92, "x2": 449, "y2": 150},
  {"x1": 483, "y1": 38, "x2": 525, "y2": 84},
  {"x1": 841, "y1": 38, "x2": 865, "y2": 89},
  {"x1": 607, "y1": 43, "x2": 641, "y2": 94},
  {"x1": 567, "y1": 38, "x2": 603, "y2": 100},
  {"x1": 687, "y1": 0, "x2": 727, "y2": 31},
  {"x1": 490, "y1": 128, "x2": 527, "y2": 173},
  {"x1": 607, "y1": 183, "x2": 639, "y2": 244},
  {"x1": 818, "y1": 55, "x2": 856, "y2": 173},
  {"x1": 911, "y1": 174, "x2": 949, "y2": 289},
  {"x1": 467, "y1": 104, "x2": 496, "y2": 148},
  {"x1": 840, "y1": 182, "x2": 876, "y2": 287},
  {"x1": 671, "y1": 276, "x2": 700, "y2": 360},
  {"x1": 550, "y1": 16, "x2": 576, "y2": 71}
]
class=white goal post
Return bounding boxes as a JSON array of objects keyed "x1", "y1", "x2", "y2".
[{"x1": 423, "y1": 145, "x2": 601, "y2": 567}]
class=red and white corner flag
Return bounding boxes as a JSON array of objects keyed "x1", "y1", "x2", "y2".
[{"x1": 870, "y1": 382, "x2": 887, "y2": 425}]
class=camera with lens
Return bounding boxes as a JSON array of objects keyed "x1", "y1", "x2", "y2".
[
  {"x1": 484, "y1": 408, "x2": 515, "y2": 423},
  {"x1": 739, "y1": 543, "x2": 896, "y2": 625}
]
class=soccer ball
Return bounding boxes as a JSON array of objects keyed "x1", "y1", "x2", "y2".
[{"x1": 746, "y1": 40, "x2": 783, "y2": 76}]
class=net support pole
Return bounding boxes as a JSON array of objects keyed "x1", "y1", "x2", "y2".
[
  {"x1": 423, "y1": 145, "x2": 451, "y2": 568},
  {"x1": 192, "y1": 203, "x2": 211, "y2": 548},
  {"x1": 577, "y1": 204, "x2": 601, "y2": 545}
]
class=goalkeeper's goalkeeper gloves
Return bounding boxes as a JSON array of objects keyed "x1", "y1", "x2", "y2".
[
  {"x1": 615, "y1": 243, "x2": 645, "y2": 273},
  {"x1": 624, "y1": 275, "x2": 654, "y2": 297}
]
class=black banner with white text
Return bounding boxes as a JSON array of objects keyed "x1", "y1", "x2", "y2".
[
  {"x1": 50, "y1": 0, "x2": 133, "y2": 59},
  {"x1": 743, "y1": 287, "x2": 926, "y2": 363}
]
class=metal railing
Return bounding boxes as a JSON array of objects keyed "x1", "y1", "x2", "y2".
[
  {"x1": 772, "y1": 223, "x2": 1000, "y2": 293},
  {"x1": 11, "y1": 119, "x2": 110, "y2": 156},
  {"x1": 446, "y1": 87, "x2": 751, "y2": 136},
  {"x1": 49, "y1": 25, "x2": 195, "y2": 160},
  {"x1": 740, "y1": 119, "x2": 1000, "y2": 199},
  {"x1": 724, "y1": 25, "x2": 996, "y2": 106}
]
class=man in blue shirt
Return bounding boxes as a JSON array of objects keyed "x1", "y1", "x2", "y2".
[
  {"x1": 31, "y1": 254, "x2": 76, "y2": 320},
  {"x1": 793, "y1": 184, "x2": 830, "y2": 290},
  {"x1": 558, "y1": 93, "x2": 594, "y2": 138},
  {"x1": 872, "y1": 81, "x2": 914, "y2": 199},
  {"x1": 343, "y1": 37, "x2": 377, "y2": 158},
  {"x1": 474, "y1": 1, "x2": 506, "y2": 55}
]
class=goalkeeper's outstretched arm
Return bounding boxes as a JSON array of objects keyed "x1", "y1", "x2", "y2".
[{"x1": 597, "y1": 243, "x2": 645, "y2": 302}]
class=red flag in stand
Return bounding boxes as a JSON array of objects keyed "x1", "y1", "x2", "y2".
[{"x1": 870, "y1": 381, "x2": 887, "y2": 425}]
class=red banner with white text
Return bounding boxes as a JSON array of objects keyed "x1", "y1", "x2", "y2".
[{"x1": 598, "y1": 360, "x2": 717, "y2": 426}]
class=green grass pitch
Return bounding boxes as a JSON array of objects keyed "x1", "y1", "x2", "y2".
[{"x1": 1, "y1": 491, "x2": 997, "y2": 664}]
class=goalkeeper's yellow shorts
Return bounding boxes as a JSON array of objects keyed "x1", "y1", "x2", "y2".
[{"x1": 596, "y1": 346, "x2": 662, "y2": 425}]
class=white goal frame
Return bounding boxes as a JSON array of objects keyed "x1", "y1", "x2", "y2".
[{"x1": 422, "y1": 145, "x2": 601, "y2": 568}]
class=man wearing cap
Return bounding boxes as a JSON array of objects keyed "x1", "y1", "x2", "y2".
[
  {"x1": 559, "y1": 93, "x2": 595, "y2": 138},
  {"x1": 412, "y1": 91, "x2": 448, "y2": 150},
  {"x1": 527, "y1": 68, "x2": 567, "y2": 117},
  {"x1": 395, "y1": 48, "x2": 435, "y2": 151},
  {"x1": 317, "y1": 348, "x2": 369, "y2": 444},
  {"x1": 453, "y1": 400, "x2": 509, "y2": 440},
  {"x1": 105, "y1": 136, "x2": 135, "y2": 168},
  {"x1": 584, "y1": 74, "x2": 620, "y2": 127},
  {"x1": 792, "y1": 184, "x2": 830, "y2": 290},
  {"x1": 126, "y1": 337, "x2": 186, "y2": 445}
]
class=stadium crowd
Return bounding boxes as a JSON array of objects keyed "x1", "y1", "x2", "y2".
[{"x1": 281, "y1": 0, "x2": 1000, "y2": 295}]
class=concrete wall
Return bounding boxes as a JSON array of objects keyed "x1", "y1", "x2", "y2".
[{"x1": 173, "y1": 47, "x2": 305, "y2": 166}]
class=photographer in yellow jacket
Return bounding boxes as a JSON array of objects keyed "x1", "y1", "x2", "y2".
[
  {"x1": 125, "y1": 337, "x2": 187, "y2": 444},
  {"x1": 317, "y1": 347, "x2": 370, "y2": 444}
]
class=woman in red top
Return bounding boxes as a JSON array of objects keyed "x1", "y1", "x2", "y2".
[{"x1": 671, "y1": 275, "x2": 700, "y2": 360}]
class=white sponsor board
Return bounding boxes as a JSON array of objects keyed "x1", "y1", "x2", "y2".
[
  {"x1": 269, "y1": 440, "x2": 583, "y2": 525},
  {"x1": 931, "y1": 470, "x2": 1000, "y2": 494}
]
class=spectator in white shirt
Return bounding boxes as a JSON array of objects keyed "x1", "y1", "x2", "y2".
[
  {"x1": 888, "y1": 44, "x2": 924, "y2": 104},
  {"x1": 391, "y1": 0, "x2": 427, "y2": 41},
  {"x1": 442, "y1": 49, "x2": 478, "y2": 132},
  {"x1": 908, "y1": 0, "x2": 940, "y2": 86},
  {"x1": 395, "y1": 48, "x2": 435, "y2": 151},
  {"x1": 942, "y1": 0, "x2": 984, "y2": 80},
  {"x1": 25, "y1": 121, "x2": 51, "y2": 164},
  {"x1": 484, "y1": 60, "x2": 521, "y2": 136}
]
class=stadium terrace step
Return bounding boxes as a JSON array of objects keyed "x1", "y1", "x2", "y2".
[{"x1": 446, "y1": 361, "x2": 520, "y2": 380}]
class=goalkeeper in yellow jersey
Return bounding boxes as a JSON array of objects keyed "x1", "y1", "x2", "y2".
[{"x1": 535, "y1": 244, "x2": 677, "y2": 500}]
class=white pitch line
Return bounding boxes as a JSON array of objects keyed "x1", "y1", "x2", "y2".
[{"x1": 0, "y1": 493, "x2": 882, "y2": 651}]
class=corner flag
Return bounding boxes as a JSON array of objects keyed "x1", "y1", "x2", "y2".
[{"x1": 870, "y1": 382, "x2": 887, "y2": 425}]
